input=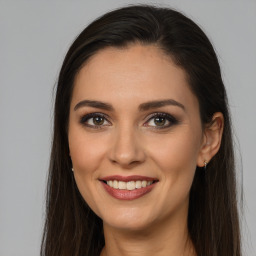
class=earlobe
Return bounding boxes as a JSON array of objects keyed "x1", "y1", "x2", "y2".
[{"x1": 197, "y1": 112, "x2": 224, "y2": 167}]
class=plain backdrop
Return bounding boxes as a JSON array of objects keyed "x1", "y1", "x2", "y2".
[{"x1": 0, "y1": 1, "x2": 255, "y2": 255}]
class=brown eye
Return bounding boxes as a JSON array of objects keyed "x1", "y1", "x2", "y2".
[
  {"x1": 145, "y1": 113, "x2": 179, "y2": 129},
  {"x1": 80, "y1": 113, "x2": 111, "y2": 128},
  {"x1": 154, "y1": 116, "x2": 166, "y2": 126},
  {"x1": 93, "y1": 116, "x2": 104, "y2": 125}
]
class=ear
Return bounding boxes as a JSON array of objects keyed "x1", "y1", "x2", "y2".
[{"x1": 197, "y1": 112, "x2": 224, "y2": 167}]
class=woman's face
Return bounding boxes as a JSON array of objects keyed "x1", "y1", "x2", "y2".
[{"x1": 68, "y1": 44, "x2": 205, "y2": 231}]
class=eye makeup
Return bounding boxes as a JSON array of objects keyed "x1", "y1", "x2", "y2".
[
  {"x1": 79, "y1": 111, "x2": 180, "y2": 131},
  {"x1": 79, "y1": 112, "x2": 111, "y2": 129},
  {"x1": 144, "y1": 112, "x2": 180, "y2": 129}
]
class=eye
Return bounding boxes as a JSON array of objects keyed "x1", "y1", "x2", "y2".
[
  {"x1": 145, "y1": 113, "x2": 178, "y2": 129},
  {"x1": 80, "y1": 113, "x2": 111, "y2": 128}
]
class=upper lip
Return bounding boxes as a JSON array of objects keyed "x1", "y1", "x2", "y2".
[{"x1": 100, "y1": 175, "x2": 158, "y2": 182}]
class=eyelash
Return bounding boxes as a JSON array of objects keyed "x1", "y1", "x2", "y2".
[
  {"x1": 79, "y1": 112, "x2": 179, "y2": 130},
  {"x1": 80, "y1": 112, "x2": 110, "y2": 129},
  {"x1": 144, "y1": 112, "x2": 179, "y2": 129}
]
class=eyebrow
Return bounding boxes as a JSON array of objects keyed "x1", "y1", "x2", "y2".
[
  {"x1": 74, "y1": 100, "x2": 114, "y2": 111},
  {"x1": 74, "y1": 99, "x2": 185, "y2": 112},
  {"x1": 138, "y1": 99, "x2": 185, "y2": 111}
]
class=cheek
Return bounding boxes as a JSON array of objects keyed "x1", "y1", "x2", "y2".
[
  {"x1": 145, "y1": 130, "x2": 201, "y2": 216},
  {"x1": 147, "y1": 129, "x2": 201, "y2": 186},
  {"x1": 153, "y1": 131, "x2": 199, "y2": 162},
  {"x1": 68, "y1": 127, "x2": 109, "y2": 213},
  {"x1": 68, "y1": 127, "x2": 108, "y2": 174}
]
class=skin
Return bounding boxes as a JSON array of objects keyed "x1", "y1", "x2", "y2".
[{"x1": 68, "y1": 44, "x2": 224, "y2": 256}]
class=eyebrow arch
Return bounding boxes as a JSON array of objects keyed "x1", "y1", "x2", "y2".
[
  {"x1": 139, "y1": 99, "x2": 185, "y2": 111},
  {"x1": 74, "y1": 99, "x2": 185, "y2": 112},
  {"x1": 74, "y1": 100, "x2": 114, "y2": 111}
]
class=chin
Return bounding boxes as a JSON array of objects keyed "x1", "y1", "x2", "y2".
[{"x1": 101, "y1": 209, "x2": 157, "y2": 232}]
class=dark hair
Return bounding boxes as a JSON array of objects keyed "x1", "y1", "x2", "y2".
[{"x1": 41, "y1": 5, "x2": 241, "y2": 256}]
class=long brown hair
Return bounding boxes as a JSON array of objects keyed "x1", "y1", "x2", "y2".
[{"x1": 41, "y1": 5, "x2": 242, "y2": 256}]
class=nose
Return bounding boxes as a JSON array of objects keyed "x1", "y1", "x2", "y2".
[{"x1": 108, "y1": 125, "x2": 146, "y2": 168}]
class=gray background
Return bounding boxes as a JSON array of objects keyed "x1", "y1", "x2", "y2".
[{"x1": 0, "y1": 1, "x2": 255, "y2": 255}]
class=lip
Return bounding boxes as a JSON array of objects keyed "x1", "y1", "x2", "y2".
[
  {"x1": 100, "y1": 175, "x2": 157, "y2": 182},
  {"x1": 99, "y1": 175, "x2": 158, "y2": 200}
]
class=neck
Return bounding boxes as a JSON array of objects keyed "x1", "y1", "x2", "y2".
[{"x1": 100, "y1": 209, "x2": 196, "y2": 256}]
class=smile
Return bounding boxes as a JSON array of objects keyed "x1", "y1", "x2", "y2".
[
  {"x1": 100, "y1": 175, "x2": 158, "y2": 200},
  {"x1": 106, "y1": 180, "x2": 153, "y2": 190}
]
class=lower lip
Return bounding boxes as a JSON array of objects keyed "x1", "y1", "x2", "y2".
[{"x1": 101, "y1": 181, "x2": 157, "y2": 200}]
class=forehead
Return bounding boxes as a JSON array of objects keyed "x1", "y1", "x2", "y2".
[{"x1": 72, "y1": 44, "x2": 199, "y2": 111}]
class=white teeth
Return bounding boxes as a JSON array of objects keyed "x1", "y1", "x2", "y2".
[
  {"x1": 118, "y1": 181, "x2": 126, "y2": 189},
  {"x1": 113, "y1": 180, "x2": 118, "y2": 189},
  {"x1": 135, "y1": 180, "x2": 142, "y2": 189},
  {"x1": 105, "y1": 180, "x2": 154, "y2": 190},
  {"x1": 107, "y1": 180, "x2": 113, "y2": 187},
  {"x1": 127, "y1": 181, "x2": 135, "y2": 190},
  {"x1": 141, "y1": 180, "x2": 147, "y2": 188}
]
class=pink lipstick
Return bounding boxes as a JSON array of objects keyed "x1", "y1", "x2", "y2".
[{"x1": 100, "y1": 175, "x2": 158, "y2": 200}]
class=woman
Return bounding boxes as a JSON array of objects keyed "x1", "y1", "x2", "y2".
[{"x1": 41, "y1": 5, "x2": 242, "y2": 256}]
